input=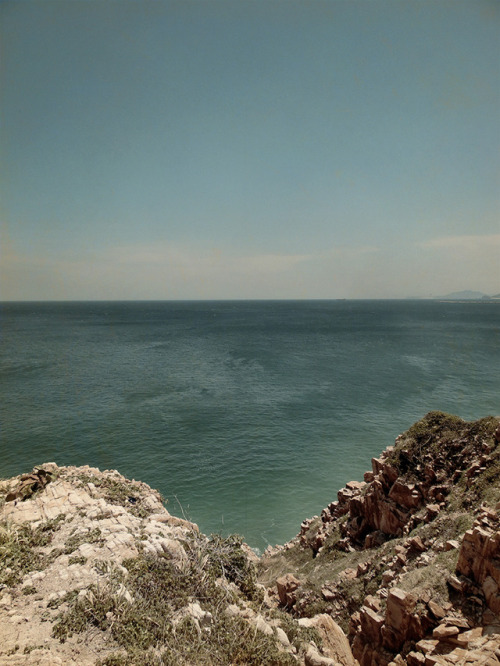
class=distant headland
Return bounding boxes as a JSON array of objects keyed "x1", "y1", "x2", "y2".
[{"x1": 435, "y1": 290, "x2": 500, "y2": 301}]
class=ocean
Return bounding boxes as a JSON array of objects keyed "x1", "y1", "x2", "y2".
[{"x1": 1, "y1": 300, "x2": 499, "y2": 551}]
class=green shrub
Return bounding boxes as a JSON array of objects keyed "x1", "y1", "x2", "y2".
[
  {"x1": 76, "y1": 474, "x2": 162, "y2": 518},
  {"x1": 0, "y1": 517, "x2": 64, "y2": 587},
  {"x1": 54, "y1": 534, "x2": 295, "y2": 665},
  {"x1": 64, "y1": 527, "x2": 102, "y2": 554}
]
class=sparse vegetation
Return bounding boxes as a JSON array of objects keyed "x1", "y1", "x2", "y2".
[
  {"x1": 75, "y1": 473, "x2": 161, "y2": 518},
  {"x1": 64, "y1": 527, "x2": 103, "y2": 554},
  {"x1": 0, "y1": 516, "x2": 65, "y2": 587},
  {"x1": 388, "y1": 411, "x2": 497, "y2": 482},
  {"x1": 47, "y1": 589, "x2": 79, "y2": 609},
  {"x1": 53, "y1": 534, "x2": 298, "y2": 664},
  {"x1": 68, "y1": 554, "x2": 87, "y2": 566},
  {"x1": 408, "y1": 511, "x2": 474, "y2": 544}
]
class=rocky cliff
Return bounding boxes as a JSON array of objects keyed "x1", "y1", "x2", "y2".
[
  {"x1": 1, "y1": 411, "x2": 499, "y2": 665},
  {"x1": 0, "y1": 463, "x2": 353, "y2": 665},
  {"x1": 258, "y1": 412, "x2": 500, "y2": 665}
]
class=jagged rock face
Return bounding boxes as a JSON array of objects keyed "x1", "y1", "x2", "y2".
[
  {"x1": 263, "y1": 413, "x2": 500, "y2": 666},
  {"x1": 305, "y1": 413, "x2": 499, "y2": 555},
  {"x1": 381, "y1": 587, "x2": 418, "y2": 651},
  {"x1": 346, "y1": 466, "x2": 500, "y2": 664},
  {"x1": 456, "y1": 508, "x2": 500, "y2": 614},
  {"x1": 349, "y1": 426, "x2": 500, "y2": 666},
  {"x1": 352, "y1": 474, "x2": 410, "y2": 538}
]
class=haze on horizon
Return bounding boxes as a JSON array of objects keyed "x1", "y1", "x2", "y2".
[{"x1": 1, "y1": 0, "x2": 499, "y2": 301}]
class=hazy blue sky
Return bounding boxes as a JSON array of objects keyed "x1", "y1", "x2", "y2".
[{"x1": 1, "y1": 0, "x2": 499, "y2": 300}]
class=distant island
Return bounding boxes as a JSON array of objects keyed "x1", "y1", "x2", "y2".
[{"x1": 436, "y1": 290, "x2": 499, "y2": 300}]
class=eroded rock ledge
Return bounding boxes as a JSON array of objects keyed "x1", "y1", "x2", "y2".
[
  {"x1": 0, "y1": 464, "x2": 353, "y2": 666},
  {"x1": 259, "y1": 412, "x2": 500, "y2": 666}
]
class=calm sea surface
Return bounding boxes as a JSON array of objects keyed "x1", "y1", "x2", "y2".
[{"x1": 1, "y1": 300, "x2": 499, "y2": 551}]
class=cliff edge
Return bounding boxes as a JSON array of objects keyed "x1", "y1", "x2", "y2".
[
  {"x1": 1, "y1": 412, "x2": 499, "y2": 665},
  {"x1": 258, "y1": 412, "x2": 500, "y2": 665},
  {"x1": 0, "y1": 464, "x2": 351, "y2": 665}
]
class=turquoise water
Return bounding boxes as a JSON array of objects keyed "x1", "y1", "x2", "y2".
[{"x1": 1, "y1": 300, "x2": 499, "y2": 551}]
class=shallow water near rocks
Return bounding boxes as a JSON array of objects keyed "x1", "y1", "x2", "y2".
[{"x1": 1, "y1": 300, "x2": 499, "y2": 551}]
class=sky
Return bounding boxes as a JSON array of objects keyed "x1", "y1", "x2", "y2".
[{"x1": 1, "y1": 0, "x2": 499, "y2": 300}]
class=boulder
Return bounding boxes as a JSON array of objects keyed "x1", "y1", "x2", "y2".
[
  {"x1": 406, "y1": 536, "x2": 426, "y2": 553},
  {"x1": 359, "y1": 606, "x2": 385, "y2": 644},
  {"x1": 381, "y1": 587, "x2": 417, "y2": 651},
  {"x1": 427, "y1": 600, "x2": 446, "y2": 620},
  {"x1": 304, "y1": 646, "x2": 337, "y2": 666},
  {"x1": 432, "y1": 624, "x2": 459, "y2": 640},
  {"x1": 299, "y1": 614, "x2": 357, "y2": 666},
  {"x1": 276, "y1": 573, "x2": 301, "y2": 608}
]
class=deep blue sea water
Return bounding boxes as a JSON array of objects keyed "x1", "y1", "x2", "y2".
[{"x1": 1, "y1": 300, "x2": 499, "y2": 551}]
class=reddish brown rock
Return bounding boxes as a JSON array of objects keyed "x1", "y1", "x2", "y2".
[
  {"x1": 388, "y1": 480, "x2": 423, "y2": 509},
  {"x1": 364, "y1": 595, "x2": 382, "y2": 612},
  {"x1": 456, "y1": 510, "x2": 500, "y2": 613},
  {"x1": 396, "y1": 552, "x2": 407, "y2": 566},
  {"x1": 357, "y1": 561, "x2": 370, "y2": 576},
  {"x1": 338, "y1": 488, "x2": 355, "y2": 503},
  {"x1": 299, "y1": 614, "x2": 357, "y2": 666},
  {"x1": 448, "y1": 575, "x2": 463, "y2": 592},
  {"x1": 321, "y1": 585, "x2": 336, "y2": 602},
  {"x1": 357, "y1": 488, "x2": 409, "y2": 538},
  {"x1": 457, "y1": 626, "x2": 484, "y2": 645},
  {"x1": 432, "y1": 623, "x2": 459, "y2": 640},
  {"x1": 415, "y1": 638, "x2": 439, "y2": 654},
  {"x1": 482, "y1": 576, "x2": 500, "y2": 614},
  {"x1": 346, "y1": 480, "x2": 367, "y2": 492},
  {"x1": 425, "y1": 504, "x2": 441, "y2": 522},
  {"x1": 359, "y1": 606, "x2": 385, "y2": 644},
  {"x1": 406, "y1": 536, "x2": 426, "y2": 553},
  {"x1": 382, "y1": 570, "x2": 395, "y2": 586},
  {"x1": 428, "y1": 600, "x2": 446, "y2": 620},
  {"x1": 371, "y1": 457, "x2": 385, "y2": 476},
  {"x1": 381, "y1": 587, "x2": 417, "y2": 651},
  {"x1": 276, "y1": 573, "x2": 301, "y2": 608},
  {"x1": 370, "y1": 459, "x2": 399, "y2": 488}
]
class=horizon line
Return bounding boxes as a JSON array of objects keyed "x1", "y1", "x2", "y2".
[{"x1": 2, "y1": 296, "x2": 498, "y2": 304}]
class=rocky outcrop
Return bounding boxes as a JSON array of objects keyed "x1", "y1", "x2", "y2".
[
  {"x1": 343, "y1": 505, "x2": 500, "y2": 664},
  {"x1": 0, "y1": 464, "x2": 199, "y2": 664},
  {"x1": 350, "y1": 579, "x2": 500, "y2": 665},
  {"x1": 277, "y1": 573, "x2": 302, "y2": 608},
  {"x1": 299, "y1": 614, "x2": 357, "y2": 666},
  {"x1": 261, "y1": 412, "x2": 500, "y2": 666},
  {"x1": 456, "y1": 508, "x2": 500, "y2": 614},
  {"x1": 299, "y1": 413, "x2": 499, "y2": 556},
  {"x1": 0, "y1": 463, "x2": 356, "y2": 666}
]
